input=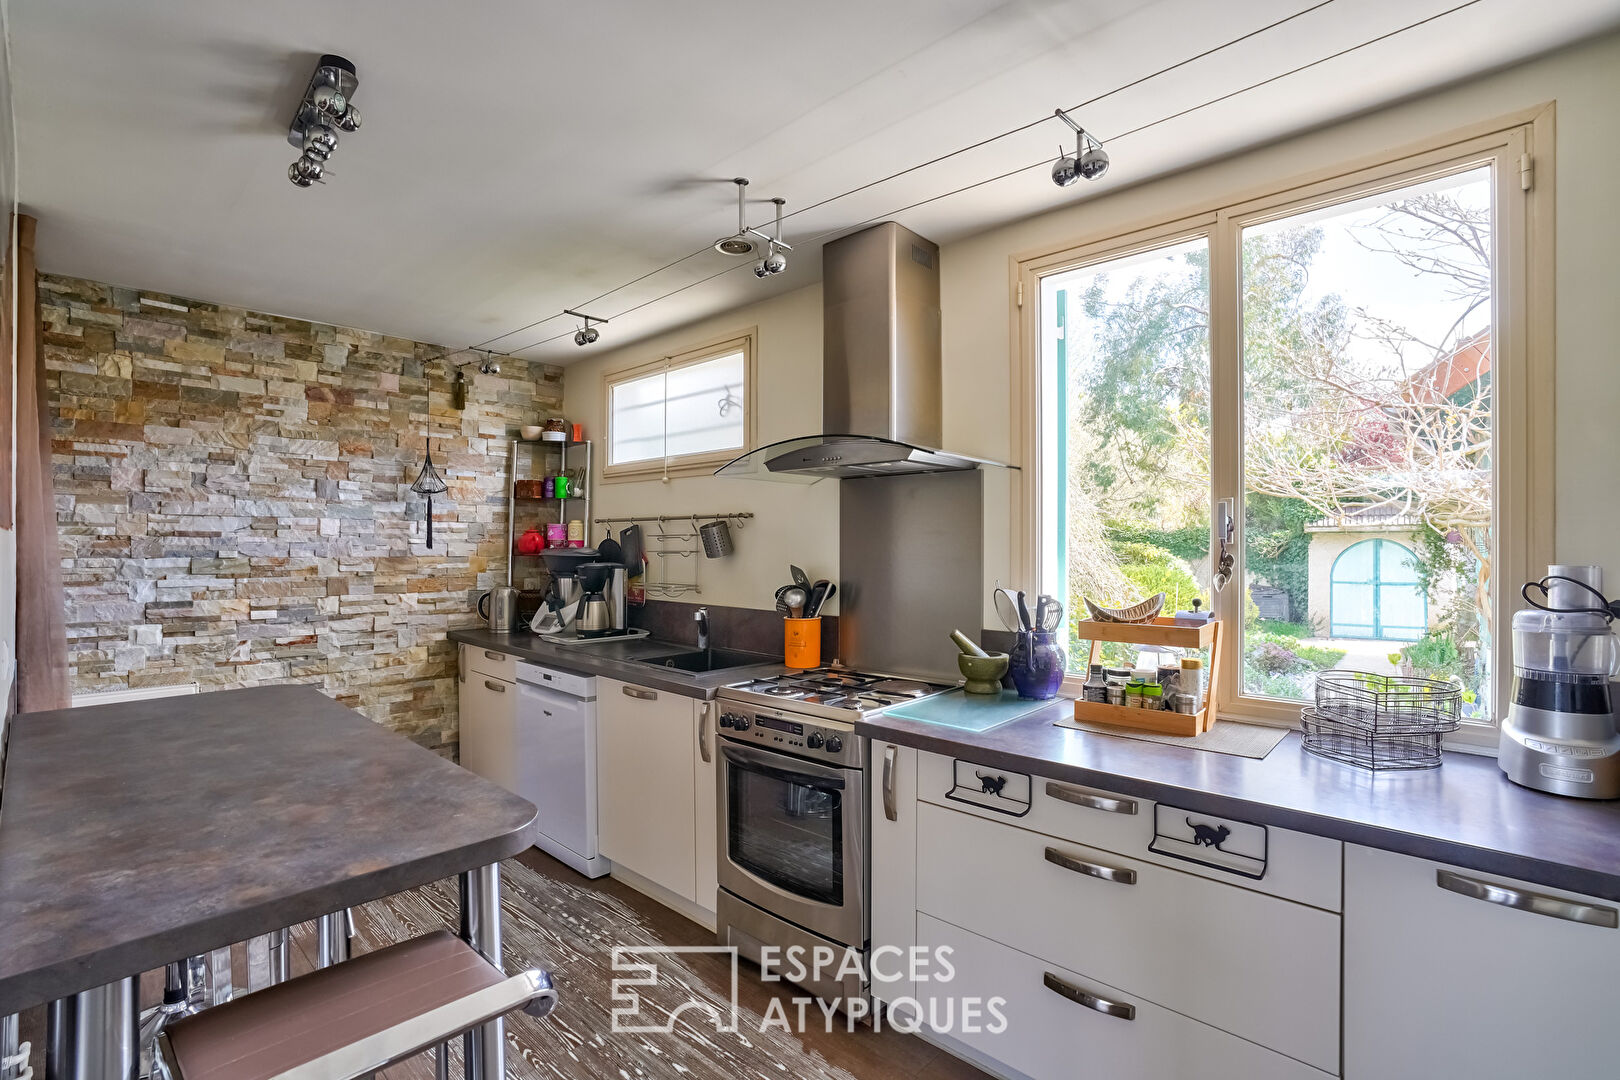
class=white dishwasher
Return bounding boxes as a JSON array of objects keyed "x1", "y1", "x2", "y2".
[{"x1": 464, "y1": 659, "x2": 609, "y2": 878}]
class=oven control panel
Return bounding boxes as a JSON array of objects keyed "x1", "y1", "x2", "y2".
[{"x1": 717, "y1": 710, "x2": 861, "y2": 766}]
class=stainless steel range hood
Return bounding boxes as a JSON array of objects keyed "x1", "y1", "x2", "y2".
[{"x1": 717, "y1": 221, "x2": 1011, "y2": 482}]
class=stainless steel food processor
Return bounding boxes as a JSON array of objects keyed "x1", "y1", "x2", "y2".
[{"x1": 1498, "y1": 565, "x2": 1620, "y2": 799}]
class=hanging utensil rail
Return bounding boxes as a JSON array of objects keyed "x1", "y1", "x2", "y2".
[{"x1": 593, "y1": 512, "x2": 753, "y2": 527}]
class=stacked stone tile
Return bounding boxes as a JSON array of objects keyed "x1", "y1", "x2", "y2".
[{"x1": 41, "y1": 274, "x2": 564, "y2": 752}]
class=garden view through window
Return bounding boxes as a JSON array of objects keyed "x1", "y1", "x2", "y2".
[{"x1": 1042, "y1": 166, "x2": 1496, "y2": 722}]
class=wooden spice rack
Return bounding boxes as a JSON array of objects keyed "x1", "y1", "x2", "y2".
[{"x1": 1074, "y1": 617, "x2": 1224, "y2": 737}]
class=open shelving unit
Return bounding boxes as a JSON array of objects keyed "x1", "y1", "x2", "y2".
[
  {"x1": 506, "y1": 437, "x2": 591, "y2": 587},
  {"x1": 1073, "y1": 616, "x2": 1224, "y2": 736}
]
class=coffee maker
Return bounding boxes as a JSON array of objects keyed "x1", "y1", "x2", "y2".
[
  {"x1": 574, "y1": 562, "x2": 628, "y2": 639},
  {"x1": 1499, "y1": 564, "x2": 1620, "y2": 799}
]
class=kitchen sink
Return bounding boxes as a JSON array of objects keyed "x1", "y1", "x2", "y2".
[{"x1": 637, "y1": 647, "x2": 776, "y2": 674}]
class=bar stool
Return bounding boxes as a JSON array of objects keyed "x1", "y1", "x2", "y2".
[{"x1": 154, "y1": 931, "x2": 556, "y2": 1080}]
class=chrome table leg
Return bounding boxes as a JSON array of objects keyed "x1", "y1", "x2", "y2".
[
  {"x1": 315, "y1": 911, "x2": 350, "y2": 968},
  {"x1": 46, "y1": 980, "x2": 136, "y2": 1080},
  {"x1": 459, "y1": 863, "x2": 504, "y2": 1080}
]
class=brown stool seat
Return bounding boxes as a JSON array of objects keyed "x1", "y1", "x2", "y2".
[{"x1": 160, "y1": 931, "x2": 551, "y2": 1080}]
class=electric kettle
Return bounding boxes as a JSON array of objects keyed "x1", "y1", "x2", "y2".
[{"x1": 478, "y1": 586, "x2": 519, "y2": 633}]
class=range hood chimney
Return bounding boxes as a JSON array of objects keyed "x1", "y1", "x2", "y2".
[
  {"x1": 823, "y1": 221, "x2": 942, "y2": 448},
  {"x1": 716, "y1": 222, "x2": 1009, "y2": 481}
]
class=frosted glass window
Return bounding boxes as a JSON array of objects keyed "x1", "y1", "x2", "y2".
[{"x1": 609, "y1": 350, "x2": 747, "y2": 466}]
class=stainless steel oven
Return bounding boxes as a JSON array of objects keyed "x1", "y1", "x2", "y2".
[{"x1": 715, "y1": 704, "x2": 867, "y2": 1001}]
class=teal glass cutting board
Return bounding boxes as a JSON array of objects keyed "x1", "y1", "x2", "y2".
[{"x1": 881, "y1": 689, "x2": 1051, "y2": 732}]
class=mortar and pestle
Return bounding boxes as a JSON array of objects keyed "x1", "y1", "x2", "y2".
[{"x1": 950, "y1": 630, "x2": 1009, "y2": 695}]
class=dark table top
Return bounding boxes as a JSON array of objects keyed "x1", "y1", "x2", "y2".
[
  {"x1": 0, "y1": 684, "x2": 537, "y2": 1015},
  {"x1": 859, "y1": 700, "x2": 1620, "y2": 902}
]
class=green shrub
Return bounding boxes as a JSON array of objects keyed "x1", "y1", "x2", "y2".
[
  {"x1": 1251, "y1": 640, "x2": 1309, "y2": 676},
  {"x1": 1294, "y1": 644, "x2": 1346, "y2": 670},
  {"x1": 1401, "y1": 633, "x2": 1466, "y2": 681}
]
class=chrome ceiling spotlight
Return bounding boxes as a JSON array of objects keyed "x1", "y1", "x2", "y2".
[
  {"x1": 753, "y1": 198, "x2": 791, "y2": 278},
  {"x1": 565, "y1": 309, "x2": 607, "y2": 346},
  {"x1": 288, "y1": 156, "x2": 325, "y2": 188},
  {"x1": 478, "y1": 355, "x2": 501, "y2": 375},
  {"x1": 1051, "y1": 108, "x2": 1109, "y2": 186},
  {"x1": 287, "y1": 55, "x2": 361, "y2": 187},
  {"x1": 713, "y1": 178, "x2": 760, "y2": 257}
]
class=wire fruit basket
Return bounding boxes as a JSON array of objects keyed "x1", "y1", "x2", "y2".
[
  {"x1": 1301, "y1": 707, "x2": 1446, "y2": 770},
  {"x1": 1304, "y1": 672, "x2": 1461, "y2": 770}
]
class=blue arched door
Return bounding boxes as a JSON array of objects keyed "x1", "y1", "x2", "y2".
[{"x1": 1330, "y1": 539, "x2": 1426, "y2": 641}]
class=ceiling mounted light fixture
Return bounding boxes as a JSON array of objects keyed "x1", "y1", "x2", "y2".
[
  {"x1": 287, "y1": 55, "x2": 363, "y2": 187},
  {"x1": 712, "y1": 178, "x2": 759, "y2": 257},
  {"x1": 565, "y1": 309, "x2": 607, "y2": 347},
  {"x1": 1051, "y1": 107, "x2": 1108, "y2": 187},
  {"x1": 753, "y1": 198, "x2": 790, "y2": 278}
]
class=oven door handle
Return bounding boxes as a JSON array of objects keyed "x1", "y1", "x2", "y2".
[{"x1": 720, "y1": 742, "x2": 848, "y2": 788}]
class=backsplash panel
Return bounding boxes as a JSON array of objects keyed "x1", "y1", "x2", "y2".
[{"x1": 42, "y1": 274, "x2": 563, "y2": 751}]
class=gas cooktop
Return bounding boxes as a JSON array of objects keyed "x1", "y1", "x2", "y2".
[{"x1": 719, "y1": 667, "x2": 956, "y2": 719}]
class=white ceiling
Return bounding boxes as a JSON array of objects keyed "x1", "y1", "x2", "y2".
[{"x1": 12, "y1": 0, "x2": 1620, "y2": 364}]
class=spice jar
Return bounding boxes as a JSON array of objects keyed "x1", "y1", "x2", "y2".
[
  {"x1": 1083, "y1": 663, "x2": 1107, "y2": 703},
  {"x1": 1181, "y1": 657, "x2": 1205, "y2": 711}
]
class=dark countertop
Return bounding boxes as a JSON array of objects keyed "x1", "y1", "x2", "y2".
[
  {"x1": 0, "y1": 684, "x2": 538, "y2": 1015},
  {"x1": 450, "y1": 627, "x2": 789, "y2": 698},
  {"x1": 858, "y1": 699, "x2": 1620, "y2": 903}
]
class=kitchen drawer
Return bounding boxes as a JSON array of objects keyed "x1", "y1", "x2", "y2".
[
  {"x1": 464, "y1": 643, "x2": 517, "y2": 683},
  {"x1": 916, "y1": 914, "x2": 1332, "y2": 1080},
  {"x1": 917, "y1": 750, "x2": 1341, "y2": 910},
  {"x1": 916, "y1": 800, "x2": 1340, "y2": 1073}
]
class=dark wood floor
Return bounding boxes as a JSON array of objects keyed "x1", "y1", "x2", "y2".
[{"x1": 22, "y1": 848, "x2": 988, "y2": 1080}]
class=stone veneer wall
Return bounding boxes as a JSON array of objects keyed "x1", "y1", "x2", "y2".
[{"x1": 41, "y1": 273, "x2": 563, "y2": 751}]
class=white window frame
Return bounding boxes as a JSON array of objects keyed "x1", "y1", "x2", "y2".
[
  {"x1": 601, "y1": 329, "x2": 757, "y2": 482},
  {"x1": 1011, "y1": 107, "x2": 1554, "y2": 748}
]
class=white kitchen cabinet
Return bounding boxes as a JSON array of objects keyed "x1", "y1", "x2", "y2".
[
  {"x1": 916, "y1": 914, "x2": 1330, "y2": 1080},
  {"x1": 596, "y1": 677, "x2": 698, "y2": 902},
  {"x1": 1344, "y1": 845, "x2": 1620, "y2": 1080},
  {"x1": 869, "y1": 740, "x2": 919, "y2": 1016},
  {"x1": 458, "y1": 647, "x2": 517, "y2": 785},
  {"x1": 693, "y1": 699, "x2": 718, "y2": 913},
  {"x1": 916, "y1": 799, "x2": 1340, "y2": 1073}
]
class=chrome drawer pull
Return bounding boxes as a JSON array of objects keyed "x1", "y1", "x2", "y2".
[
  {"x1": 484, "y1": 680, "x2": 506, "y2": 693},
  {"x1": 1042, "y1": 972, "x2": 1135, "y2": 1021},
  {"x1": 698, "y1": 703, "x2": 712, "y2": 764},
  {"x1": 1045, "y1": 781, "x2": 1137, "y2": 816},
  {"x1": 882, "y1": 744, "x2": 898, "y2": 822},
  {"x1": 1436, "y1": 869, "x2": 1618, "y2": 928},
  {"x1": 1044, "y1": 846, "x2": 1136, "y2": 885},
  {"x1": 622, "y1": 685, "x2": 658, "y2": 701},
  {"x1": 484, "y1": 650, "x2": 505, "y2": 661}
]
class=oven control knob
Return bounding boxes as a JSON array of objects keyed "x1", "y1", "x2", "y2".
[
  {"x1": 718, "y1": 713, "x2": 736, "y2": 729},
  {"x1": 733, "y1": 716, "x2": 751, "y2": 731},
  {"x1": 805, "y1": 732, "x2": 824, "y2": 749},
  {"x1": 824, "y1": 735, "x2": 843, "y2": 753}
]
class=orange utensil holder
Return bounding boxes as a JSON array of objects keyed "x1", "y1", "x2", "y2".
[{"x1": 784, "y1": 617, "x2": 821, "y2": 669}]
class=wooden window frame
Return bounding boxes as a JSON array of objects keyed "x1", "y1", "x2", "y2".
[
  {"x1": 600, "y1": 329, "x2": 757, "y2": 482},
  {"x1": 1011, "y1": 107, "x2": 1555, "y2": 747}
]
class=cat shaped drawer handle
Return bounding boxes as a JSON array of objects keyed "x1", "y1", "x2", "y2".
[{"x1": 976, "y1": 771, "x2": 1009, "y2": 797}]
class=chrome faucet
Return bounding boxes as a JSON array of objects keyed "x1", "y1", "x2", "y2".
[{"x1": 694, "y1": 607, "x2": 710, "y2": 652}]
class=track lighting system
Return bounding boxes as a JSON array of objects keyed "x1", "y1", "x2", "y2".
[
  {"x1": 287, "y1": 54, "x2": 363, "y2": 187},
  {"x1": 713, "y1": 179, "x2": 759, "y2": 257},
  {"x1": 1051, "y1": 108, "x2": 1108, "y2": 186},
  {"x1": 565, "y1": 309, "x2": 607, "y2": 347},
  {"x1": 753, "y1": 198, "x2": 790, "y2": 278}
]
